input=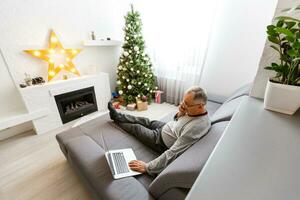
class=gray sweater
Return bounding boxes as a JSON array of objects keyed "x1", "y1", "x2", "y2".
[{"x1": 146, "y1": 113, "x2": 211, "y2": 174}]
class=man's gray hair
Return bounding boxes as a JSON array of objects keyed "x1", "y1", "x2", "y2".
[{"x1": 186, "y1": 86, "x2": 207, "y2": 105}]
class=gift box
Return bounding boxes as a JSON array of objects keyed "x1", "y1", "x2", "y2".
[
  {"x1": 112, "y1": 101, "x2": 121, "y2": 109},
  {"x1": 154, "y1": 90, "x2": 164, "y2": 104},
  {"x1": 126, "y1": 103, "x2": 136, "y2": 111},
  {"x1": 136, "y1": 98, "x2": 148, "y2": 111}
]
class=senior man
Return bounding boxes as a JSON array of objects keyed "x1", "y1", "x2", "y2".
[{"x1": 108, "y1": 86, "x2": 211, "y2": 174}]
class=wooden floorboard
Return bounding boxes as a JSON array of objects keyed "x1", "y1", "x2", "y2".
[{"x1": 0, "y1": 130, "x2": 91, "y2": 200}]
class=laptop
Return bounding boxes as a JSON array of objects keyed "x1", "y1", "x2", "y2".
[{"x1": 101, "y1": 131, "x2": 141, "y2": 179}]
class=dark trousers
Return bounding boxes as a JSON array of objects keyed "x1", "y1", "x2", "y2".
[{"x1": 114, "y1": 113, "x2": 168, "y2": 154}]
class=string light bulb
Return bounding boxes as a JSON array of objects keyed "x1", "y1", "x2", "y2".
[
  {"x1": 49, "y1": 71, "x2": 56, "y2": 76},
  {"x1": 51, "y1": 37, "x2": 58, "y2": 43},
  {"x1": 34, "y1": 51, "x2": 41, "y2": 56}
]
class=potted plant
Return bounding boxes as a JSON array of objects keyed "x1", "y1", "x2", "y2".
[{"x1": 264, "y1": 8, "x2": 300, "y2": 115}]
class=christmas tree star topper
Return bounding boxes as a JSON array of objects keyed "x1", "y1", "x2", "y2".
[{"x1": 24, "y1": 30, "x2": 81, "y2": 81}]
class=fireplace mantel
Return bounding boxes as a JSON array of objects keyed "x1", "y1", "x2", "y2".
[{"x1": 19, "y1": 73, "x2": 111, "y2": 134}]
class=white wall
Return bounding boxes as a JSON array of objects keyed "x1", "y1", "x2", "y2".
[
  {"x1": 200, "y1": 0, "x2": 278, "y2": 102},
  {"x1": 0, "y1": 0, "x2": 127, "y2": 138},
  {"x1": 251, "y1": 0, "x2": 300, "y2": 98}
]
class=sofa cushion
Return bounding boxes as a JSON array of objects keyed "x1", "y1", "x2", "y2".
[
  {"x1": 57, "y1": 114, "x2": 158, "y2": 190},
  {"x1": 66, "y1": 135, "x2": 154, "y2": 200},
  {"x1": 211, "y1": 96, "x2": 246, "y2": 124},
  {"x1": 149, "y1": 121, "x2": 229, "y2": 198}
]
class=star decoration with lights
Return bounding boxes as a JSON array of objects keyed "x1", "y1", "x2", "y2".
[{"x1": 24, "y1": 30, "x2": 81, "y2": 81}]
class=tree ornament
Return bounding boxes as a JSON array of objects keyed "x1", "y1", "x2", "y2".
[
  {"x1": 119, "y1": 90, "x2": 123, "y2": 95},
  {"x1": 134, "y1": 46, "x2": 139, "y2": 51},
  {"x1": 124, "y1": 51, "x2": 129, "y2": 57},
  {"x1": 118, "y1": 65, "x2": 123, "y2": 70},
  {"x1": 126, "y1": 79, "x2": 129, "y2": 82},
  {"x1": 128, "y1": 85, "x2": 132, "y2": 89},
  {"x1": 137, "y1": 70, "x2": 140, "y2": 74},
  {"x1": 144, "y1": 83, "x2": 148, "y2": 86},
  {"x1": 130, "y1": 68, "x2": 133, "y2": 71},
  {"x1": 117, "y1": 80, "x2": 121, "y2": 85},
  {"x1": 122, "y1": 76, "x2": 125, "y2": 79}
]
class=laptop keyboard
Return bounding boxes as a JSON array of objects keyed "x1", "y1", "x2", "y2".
[{"x1": 112, "y1": 152, "x2": 130, "y2": 174}]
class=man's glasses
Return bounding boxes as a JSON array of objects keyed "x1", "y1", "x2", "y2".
[{"x1": 182, "y1": 101, "x2": 203, "y2": 108}]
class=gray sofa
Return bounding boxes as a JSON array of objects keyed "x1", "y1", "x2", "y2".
[{"x1": 56, "y1": 84, "x2": 251, "y2": 200}]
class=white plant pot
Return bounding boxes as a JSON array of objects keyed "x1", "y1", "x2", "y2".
[{"x1": 264, "y1": 80, "x2": 300, "y2": 115}]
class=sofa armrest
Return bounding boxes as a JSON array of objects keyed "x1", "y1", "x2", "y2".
[{"x1": 149, "y1": 122, "x2": 229, "y2": 198}]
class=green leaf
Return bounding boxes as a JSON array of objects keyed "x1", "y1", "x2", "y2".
[
  {"x1": 268, "y1": 36, "x2": 280, "y2": 44},
  {"x1": 276, "y1": 19, "x2": 284, "y2": 27},
  {"x1": 267, "y1": 25, "x2": 276, "y2": 31},
  {"x1": 287, "y1": 49, "x2": 298, "y2": 57},
  {"x1": 286, "y1": 36, "x2": 295, "y2": 42},
  {"x1": 285, "y1": 21, "x2": 296, "y2": 28},
  {"x1": 292, "y1": 41, "x2": 300, "y2": 49},
  {"x1": 267, "y1": 29, "x2": 278, "y2": 37},
  {"x1": 275, "y1": 27, "x2": 295, "y2": 37}
]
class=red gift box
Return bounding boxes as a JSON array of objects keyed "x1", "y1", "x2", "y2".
[{"x1": 155, "y1": 90, "x2": 164, "y2": 104}]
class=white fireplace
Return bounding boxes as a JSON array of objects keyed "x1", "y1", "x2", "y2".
[{"x1": 19, "y1": 73, "x2": 111, "y2": 134}]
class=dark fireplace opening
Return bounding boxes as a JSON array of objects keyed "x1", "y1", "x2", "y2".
[{"x1": 55, "y1": 86, "x2": 98, "y2": 124}]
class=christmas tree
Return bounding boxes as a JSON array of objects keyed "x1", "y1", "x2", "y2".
[{"x1": 116, "y1": 5, "x2": 157, "y2": 104}]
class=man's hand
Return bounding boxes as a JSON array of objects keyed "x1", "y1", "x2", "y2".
[
  {"x1": 128, "y1": 160, "x2": 147, "y2": 173},
  {"x1": 177, "y1": 102, "x2": 187, "y2": 117}
]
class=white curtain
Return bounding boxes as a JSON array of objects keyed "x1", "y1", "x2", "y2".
[{"x1": 134, "y1": 0, "x2": 219, "y2": 105}]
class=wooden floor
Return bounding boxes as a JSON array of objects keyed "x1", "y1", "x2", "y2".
[
  {"x1": 0, "y1": 103, "x2": 178, "y2": 200},
  {"x1": 0, "y1": 130, "x2": 91, "y2": 200}
]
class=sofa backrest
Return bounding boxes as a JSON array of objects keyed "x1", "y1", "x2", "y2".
[
  {"x1": 210, "y1": 83, "x2": 252, "y2": 124},
  {"x1": 211, "y1": 95, "x2": 247, "y2": 124},
  {"x1": 149, "y1": 121, "x2": 229, "y2": 199}
]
